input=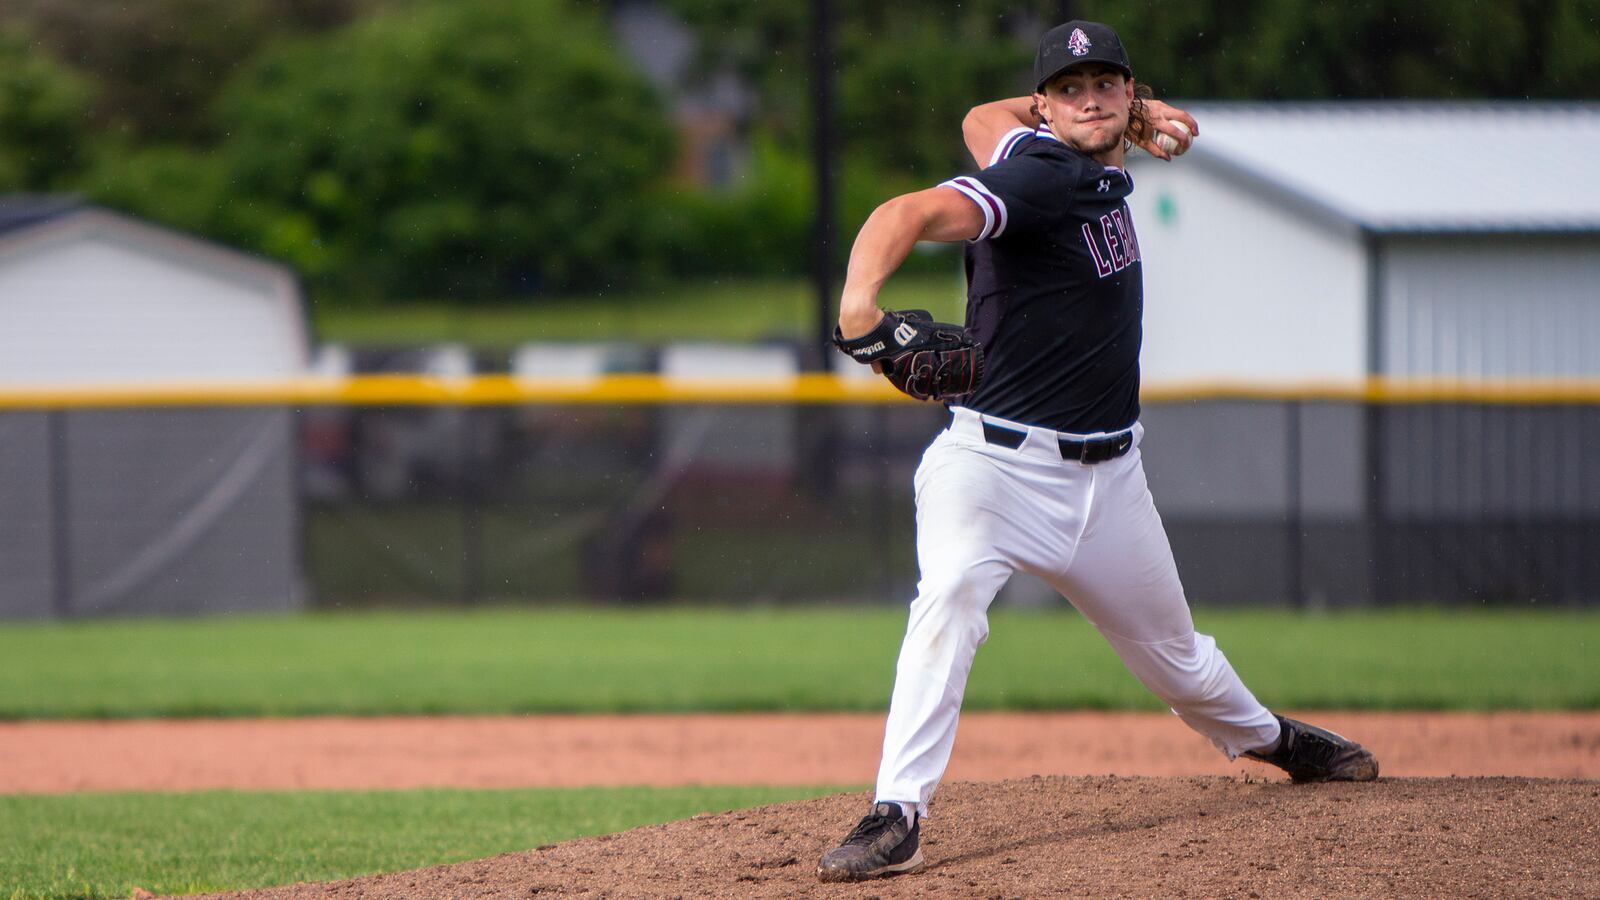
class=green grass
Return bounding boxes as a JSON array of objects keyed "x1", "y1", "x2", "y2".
[
  {"x1": 311, "y1": 275, "x2": 967, "y2": 346},
  {"x1": 0, "y1": 608, "x2": 1595, "y2": 718},
  {"x1": 0, "y1": 785, "x2": 842, "y2": 900}
]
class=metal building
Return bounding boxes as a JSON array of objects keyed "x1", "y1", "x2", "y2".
[
  {"x1": 1121, "y1": 104, "x2": 1600, "y2": 606},
  {"x1": 0, "y1": 198, "x2": 310, "y2": 618},
  {"x1": 1129, "y1": 102, "x2": 1600, "y2": 383}
]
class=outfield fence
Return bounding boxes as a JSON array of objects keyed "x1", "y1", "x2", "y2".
[{"x1": 2, "y1": 375, "x2": 1598, "y2": 616}]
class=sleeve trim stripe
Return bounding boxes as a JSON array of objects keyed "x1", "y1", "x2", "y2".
[
  {"x1": 946, "y1": 176, "x2": 1008, "y2": 240},
  {"x1": 986, "y1": 126, "x2": 1034, "y2": 167},
  {"x1": 939, "y1": 180, "x2": 993, "y2": 239}
]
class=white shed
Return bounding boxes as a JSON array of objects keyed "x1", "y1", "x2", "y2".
[
  {"x1": 1115, "y1": 108, "x2": 1600, "y2": 606},
  {"x1": 1128, "y1": 102, "x2": 1600, "y2": 385},
  {"x1": 0, "y1": 198, "x2": 309, "y2": 382},
  {"x1": 0, "y1": 198, "x2": 310, "y2": 618}
]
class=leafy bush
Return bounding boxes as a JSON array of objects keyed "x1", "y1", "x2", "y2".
[
  {"x1": 0, "y1": 29, "x2": 95, "y2": 191},
  {"x1": 650, "y1": 134, "x2": 956, "y2": 281},
  {"x1": 205, "y1": 0, "x2": 676, "y2": 299},
  {"x1": 1, "y1": 0, "x2": 375, "y2": 142},
  {"x1": 651, "y1": 137, "x2": 811, "y2": 279},
  {"x1": 80, "y1": 145, "x2": 232, "y2": 239}
]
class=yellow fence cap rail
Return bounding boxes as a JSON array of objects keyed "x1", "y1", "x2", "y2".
[
  {"x1": 1, "y1": 374, "x2": 1599, "y2": 409},
  {"x1": 1143, "y1": 377, "x2": 1600, "y2": 404},
  {"x1": 0, "y1": 373, "x2": 908, "y2": 408}
]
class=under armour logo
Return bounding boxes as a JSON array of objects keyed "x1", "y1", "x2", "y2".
[
  {"x1": 1097, "y1": 179, "x2": 1110, "y2": 192},
  {"x1": 893, "y1": 322, "x2": 919, "y2": 345}
]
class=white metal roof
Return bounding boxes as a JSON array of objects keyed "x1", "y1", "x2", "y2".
[{"x1": 1174, "y1": 103, "x2": 1600, "y2": 233}]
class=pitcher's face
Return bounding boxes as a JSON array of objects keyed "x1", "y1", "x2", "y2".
[{"x1": 1034, "y1": 64, "x2": 1133, "y2": 157}]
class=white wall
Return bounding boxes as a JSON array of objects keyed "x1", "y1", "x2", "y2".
[
  {"x1": 0, "y1": 213, "x2": 307, "y2": 384},
  {"x1": 1128, "y1": 159, "x2": 1369, "y2": 384}
]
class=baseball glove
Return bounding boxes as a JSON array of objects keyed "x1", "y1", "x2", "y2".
[{"x1": 833, "y1": 308, "x2": 984, "y2": 402}]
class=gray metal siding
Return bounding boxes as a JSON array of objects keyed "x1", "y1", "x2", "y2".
[{"x1": 1381, "y1": 236, "x2": 1600, "y2": 378}]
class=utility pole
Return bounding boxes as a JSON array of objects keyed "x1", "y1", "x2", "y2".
[
  {"x1": 808, "y1": 0, "x2": 836, "y2": 370},
  {"x1": 802, "y1": 0, "x2": 839, "y2": 496}
]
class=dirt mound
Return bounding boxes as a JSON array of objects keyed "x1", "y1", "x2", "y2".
[{"x1": 209, "y1": 775, "x2": 1598, "y2": 899}]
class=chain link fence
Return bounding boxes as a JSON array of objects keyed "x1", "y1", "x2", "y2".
[
  {"x1": 300, "y1": 397, "x2": 1600, "y2": 609},
  {"x1": 5, "y1": 392, "x2": 1597, "y2": 617}
]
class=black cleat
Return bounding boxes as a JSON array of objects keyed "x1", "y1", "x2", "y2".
[
  {"x1": 817, "y1": 802, "x2": 925, "y2": 882},
  {"x1": 1245, "y1": 714, "x2": 1380, "y2": 783}
]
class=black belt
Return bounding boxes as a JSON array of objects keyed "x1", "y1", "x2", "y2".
[{"x1": 980, "y1": 421, "x2": 1134, "y2": 464}]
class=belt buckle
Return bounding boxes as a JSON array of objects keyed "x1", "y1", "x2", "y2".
[{"x1": 1057, "y1": 436, "x2": 1092, "y2": 463}]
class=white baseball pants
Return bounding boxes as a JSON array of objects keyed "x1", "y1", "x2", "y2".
[{"x1": 876, "y1": 408, "x2": 1281, "y2": 817}]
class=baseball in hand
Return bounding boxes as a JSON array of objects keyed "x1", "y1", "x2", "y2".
[{"x1": 1154, "y1": 120, "x2": 1192, "y2": 155}]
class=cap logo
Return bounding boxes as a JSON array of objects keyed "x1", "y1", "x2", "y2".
[{"x1": 1068, "y1": 28, "x2": 1092, "y2": 56}]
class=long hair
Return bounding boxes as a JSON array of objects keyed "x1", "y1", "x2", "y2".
[{"x1": 1123, "y1": 82, "x2": 1155, "y2": 149}]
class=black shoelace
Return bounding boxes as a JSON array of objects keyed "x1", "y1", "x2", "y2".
[
  {"x1": 843, "y1": 812, "x2": 899, "y2": 846},
  {"x1": 1286, "y1": 730, "x2": 1342, "y2": 769}
]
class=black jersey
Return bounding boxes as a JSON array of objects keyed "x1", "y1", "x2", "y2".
[{"x1": 938, "y1": 126, "x2": 1143, "y2": 434}]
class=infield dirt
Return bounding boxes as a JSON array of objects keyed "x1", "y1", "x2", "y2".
[
  {"x1": 206, "y1": 775, "x2": 1597, "y2": 899},
  {"x1": 15, "y1": 712, "x2": 1592, "y2": 897},
  {"x1": 7, "y1": 711, "x2": 1597, "y2": 793}
]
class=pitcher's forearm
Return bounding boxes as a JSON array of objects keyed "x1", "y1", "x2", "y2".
[
  {"x1": 837, "y1": 190, "x2": 985, "y2": 338},
  {"x1": 838, "y1": 201, "x2": 923, "y2": 337}
]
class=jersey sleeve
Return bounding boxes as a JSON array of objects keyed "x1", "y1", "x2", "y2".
[
  {"x1": 938, "y1": 154, "x2": 1073, "y2": 241},
  {"x1": 985, "y1": 126, "x2": 1036, "y2": 168}
]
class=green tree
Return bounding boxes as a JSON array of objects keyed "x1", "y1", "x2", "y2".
[
  {"x1": 833, "y1": 13, "x2": 1037, "y2": 179},
  {"x1": 667, "y1": 0, "x2": 1600, "y2": 185},
  {"x1": 206, "y1": 0, "x2": 676, "y2": 297},
  {"x1": 47, "y1": 1, "x2": 1600, "y2": 292},
  {"x1": 0, "y1": 29, "x2": 95, "y2": 191},
  {"x1": 79, "y1": 146, "x2": 232, "y2": 243},
  {"x1": 665, "y1": 1, "x2": 1048, "y2": 181},
  {"x1": 0, "y1": 0, "x2": 379, "y2": 142},
  {"x1": 1096, "y1": 0, "x2": 1600, "y2": 100}
]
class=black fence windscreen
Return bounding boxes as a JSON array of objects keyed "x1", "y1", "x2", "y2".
[
  {"x1": 298, "y1": 399, "x2": 1600, "y2": 610},
  {"x1": 0, "y1": 407, "x2": 302, "y2": 618},
  {"x1": 301, "y1": 403, "x2": 940, "y2": 608},
  {"x1": 6, "y1": 398, "x2": 1597, "y2": 617}
]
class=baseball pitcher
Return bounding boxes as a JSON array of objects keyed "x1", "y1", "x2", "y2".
[{"x1": 819, "y1": 20, "x2": 1378, "y2": 883}]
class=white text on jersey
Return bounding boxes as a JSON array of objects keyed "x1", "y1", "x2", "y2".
[{"x1": 1080, "y1": 207, "x2": 1141, "y2": 278}]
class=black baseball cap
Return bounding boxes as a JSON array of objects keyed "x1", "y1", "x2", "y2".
[{"x1": 1034, "y1": 20, "x2": 1132, "y2": 91}]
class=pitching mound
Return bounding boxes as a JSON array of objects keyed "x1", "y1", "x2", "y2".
[
  {"x1": 213, "y1": 776, "x2": 1596, "y2": 898},
  {"x1": 216, "y1": 771, "x2": 1600, "y2": 896}
]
